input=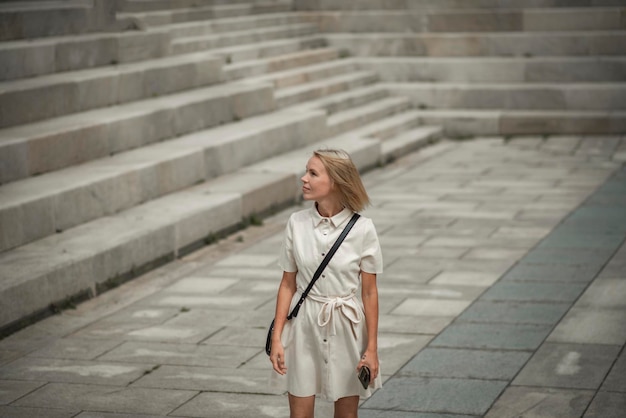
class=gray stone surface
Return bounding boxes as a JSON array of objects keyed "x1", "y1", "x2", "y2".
[
  {"x1": 0, "y1": 380, "x2": 45, "y2": 405},
  {"x1": 583, "y1": 391, "x2": 626, "y2": 418},
  {"x1": 459, "y1": 300, "x2": 570, "y2": 325},
  {"x1": 399, "y1": 348, "x2": 530, "y2": 380},
  {"x1": 484, "y1": 387, "x2": 594, "y2": 418},
  {"x1": 601, "y1": 351, "x2": 626, "y2": 392},
  {"x1": 13, "y1": 384, "x2": 197, "y2": 416},
  {"x1": 170, "y1": 392, "x2": 333, "y2": 418},
  {"x1": 431, "y1": 322, "x2": 552, "y2": 350},
  {"x1": 481, "y1": 281, "x2": 587, "y2": 303},
  {"x1": 0, "y1": 406, "x2": 79, "y2": 418},
  {"x1": 361, "y1": 377, "x2": 507, "y2": 415},
  {"x1": 547, "y1": 308, "x2": 626, "y2": 345},
  {"x1": 501, "y1": 262, "x2": 602, "y2": 283},
  {"x1": 513, "y1": 343, "x2": 621, "y2": 390}
]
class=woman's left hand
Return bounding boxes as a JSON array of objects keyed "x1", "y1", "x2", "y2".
[{"x1": 356, "y1": 348, "x2": 379, "y2": 384}]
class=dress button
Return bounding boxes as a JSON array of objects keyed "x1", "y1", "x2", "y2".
[
  {"x1": 322, "y1": 253, "x2": 325, "y2": 256},
  {"x1": 323, "y1": 339, "x2": 327, "y2": 342},
  {"x1": 322, "y1": 274, "x2": 325, "y2": 278}
]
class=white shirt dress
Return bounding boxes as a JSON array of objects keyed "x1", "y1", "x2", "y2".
[{"x1": 270, "y1": 206, "x2": 384, "y2": 401}]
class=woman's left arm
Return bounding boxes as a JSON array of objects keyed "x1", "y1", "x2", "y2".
[{"x1": 358, "y1": 271, "x2": 379, "y2": 381}]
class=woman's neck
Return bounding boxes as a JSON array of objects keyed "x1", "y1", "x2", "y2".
[{"x1": 316, "y1": 200, "x2": 343, "y2": 218}]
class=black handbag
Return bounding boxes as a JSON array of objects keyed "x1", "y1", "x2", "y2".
[{"x1": 265, "y1": 213, "x2": 360, "y2": 356}]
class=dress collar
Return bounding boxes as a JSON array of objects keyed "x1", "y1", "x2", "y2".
[{"x1": 311, "y1": 204, "x2": 353, "y2": 228}]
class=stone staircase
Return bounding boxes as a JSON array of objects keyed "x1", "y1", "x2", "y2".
[
  {"x1": 308, "y1": 0, "x2": 626, "y2": 136},
  {"x1": 1, "y1": 0, "x2": 624, "y2": 335},
  {"x1": 0, "y1": 0, "x2": 442, "y2": 334}
]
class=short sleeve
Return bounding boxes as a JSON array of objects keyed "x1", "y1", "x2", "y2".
[
  {"x1": 360, "y1": 218, "x2": 383, "y2": 274},
  {"x1": 278, "y1": 214, "x2": 298, "y2": 272}
]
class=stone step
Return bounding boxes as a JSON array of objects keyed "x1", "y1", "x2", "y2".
[
  {"x1": 325, "y1": 31, "x2": 626, "y2": 58},
  {"x1": 171, "y1": 23, "x2": 318, "y2": 54},
  {"x1": 118, "y1": 0, "x2": 259, "y2": 13},
  {"x1": 0, "y1": 52, "x2": 224, "y2": 129},
  {"x1": 0, "y1": 109, "x2": 326, "y2": 253},
  {"x1": 208, "y1": 36, "x2": 326, "y2": 64},
  {"x1": 0, "y1": 30, "x2": 170, "y2": 82},
  {"x1": 275, "y1": 70, "x2": 379, "y2": 108},
  {"x1": 293, "y1": 0, "x2": 624, "y2": 10},
  {"x1": 0, "y1": 108, "x2": 439, "y2": 333},
  {"x1": 164, "y1": 13, "x2": 305, "y2": 39},
  {"x1": 343, "y1": 109, "x2": 424, "y2": 140},
  {"x1": 411, "y1": 109, "x2": 626, "y2": 137},
  {"x1": 223, "y1": 47, "x2": 339, "y2": 81},
  {"x1": 326, "y1": 96, "x2": 410, "y2": 137},
  {"x1": 381, "y1": 125, "x2": 443, "y2": 163},
  {"x1": 297, "y1": 8, "x2": 626, "y2": 33},
  {"x1": 118, "y1": 2, "x2": 292, "y2": 27},
  {"x1": 0, "y1": 13, "x2": 315, "y2": 82},
  {"x1": 356, "y1": 57, "x2": 626, "y2": 83},
  {"x1": 288, "y1": 84, "x2": 389, "y2": 114},
  {"x1": 384, "y1": 82, "x2": 626, "y2": 111},
  {"x1": 0, "y1": 0, "x2": 118, "y2": 41},
  {"x1": 243, "y1": 58, "x2": 357, "y2": 89},
  {"x1": 0, "y1": 82, "x2": 275, "y2": 185}
]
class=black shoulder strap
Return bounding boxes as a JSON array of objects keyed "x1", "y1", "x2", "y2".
[{"x1": 287, "y1": 213, "x2": 360, "y2": 320}]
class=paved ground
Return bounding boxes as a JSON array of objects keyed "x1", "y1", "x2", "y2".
[{"x1": 0, "y1": 135, "x2": 625, "y2": 418}]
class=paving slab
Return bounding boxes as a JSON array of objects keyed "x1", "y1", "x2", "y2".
[
  {"x1": 501, "y1": 262, "x2": 603, "y2": 283},
  {"x1": 361, "y1": 377, "x2": 507, "y2": 415},
  {"x1": 0, "y1": 357, "x2": 152, "y2": 386},
  {"x1": 601, "y1": 350, "x2": 626, "y2": 392},
  {"x1": 13, "y1": 383, "x2": 197, "y2": 416},
  {"x1": 583, "y1": 391, "x2": 626, "y2": 418},
  {"x1": 458, "y1": 300, "x2": 570, "y2": 325},
  {"x1": 429, "y1": 271, "x2": 500, "y2": 287},
  {"x1": 0, "y1": 380, "x2": 45, "y2": 404},
  {"x1": 391, "y1": 299, "x2": 473, "y2": 317},
  {"x1": 0, "y1": 406, "x2": 79, "y2": 418},
  {"x1": 378, "y1": 314, "x2": 453, "y2": 335},
  {"x1": 481, "y1": 281, "x2": 588, "y2": 303},
  {"x1": 484, "y1": 387, "x2": 594, "y2": 418},
  {"x1": 547, "y1": 307, "x2": 626, "y2": 345},
  {"x1": 378, "y1": 333, "x2": 432, "y2": 375},
  {"x1": 26, "y1": 338, "x2": 123, "y2": 360},
  {"x1": 99, "y1": 341, "x2": 259, "y2": 368},
  {"x1": 399, "y1": 348, "x2": 530, "y2": 381},
  {"x1": 575, "y1": 278, "x2": 626, "y2": 308},
  {"x1": 360, "y1": 411, "x2": 475, "y2": 418},
  {"x1": 513, "y1": 343, "x2": 621, "y2": 390},
  {"x1": 431, "y1": 322, "x2": 552, "y2": 351},
  {"x1": 131, "y1": 366, "x2": 276, "y2": 394},
  {"x1": 170, "y1": 392, "x2": 333, "y2": 418}
]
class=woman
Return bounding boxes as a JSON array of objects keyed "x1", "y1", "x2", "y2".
[{"x1": 270, "y1": 149, "x2": 383, "y2": 418}]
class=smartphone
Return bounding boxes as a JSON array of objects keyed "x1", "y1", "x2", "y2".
[{"x1": 358, "y1": 365, "x2": 371, "y2": 389}]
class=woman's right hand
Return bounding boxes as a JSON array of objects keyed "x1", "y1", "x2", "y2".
[{"x1": 270, "y1": 340, "x2": 287, "y2": 375}]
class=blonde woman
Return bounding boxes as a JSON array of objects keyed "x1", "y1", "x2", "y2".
[{"x1": 270, "y1": 149, "x2": 383, "y2": 418}]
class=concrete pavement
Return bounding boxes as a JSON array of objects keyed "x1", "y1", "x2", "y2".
[{"x1": 0, "y1": 135, "x2": 625, "y2": 418}]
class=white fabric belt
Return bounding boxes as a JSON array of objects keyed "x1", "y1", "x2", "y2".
[{"x1": 309, "y1": 292, "x2": 362, "y2": 337}]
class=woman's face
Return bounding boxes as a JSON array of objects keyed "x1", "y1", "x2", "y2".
[{"x1": 301, "y1": 156, "x2": 333, "y2": 202}]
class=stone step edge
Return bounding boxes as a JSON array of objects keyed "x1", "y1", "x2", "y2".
[
  {"x1": 0, "y1": 108, "x2": 326, "y2": 254},
  {"x1": 223, "y1": 47, "x2": 340, "y2": 81},
  {"x1": 0, "y1": 124, "x2": 436, "y2": 336},
  {"x1": 118, "y1": 2, "x2": 290, "y2": 25},
  {"x1": 0, "y1": 49, "x2": 349, "y2": 183},
  {"x1": 291, "y1": 1, "x2": 622, "y2": 11},
  {"x1": 275, "y1": 70, "x2": 379, "y2": 107},
  {"x1": 208, "y1": 35, "x2": 326, "y2": 64},
  {"x1": 0, "y1": 81, "x2": 276, "y2": 185},
  {"x1": 410, "y1": 109, "x2": 626, "y2": 136},
  {"x1": 0, "y1": 52, "x2": 225, "y2": 129}
]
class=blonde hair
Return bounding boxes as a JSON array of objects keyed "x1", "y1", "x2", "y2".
[{"x1": 313, "y1": 149, "x2": 370, "y2": 213}]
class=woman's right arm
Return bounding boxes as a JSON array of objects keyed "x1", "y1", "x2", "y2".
[{"x1": 270, "y1": 270, "x2": 297, "y2": 375}]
